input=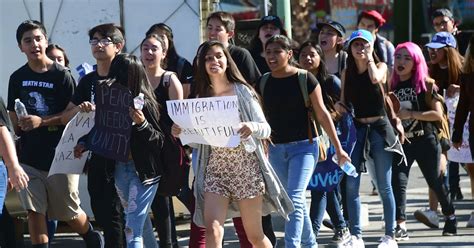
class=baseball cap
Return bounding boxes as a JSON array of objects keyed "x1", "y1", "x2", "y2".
[
  {"x1": 432, "y1": 8, "x2": 454, "y2": 20},
  {"x1": 425, "y1": 32, "x2": 457, "y2": 49},
  {"x1": 258, "y1": 15, "x2": 283, "y2": 30},
  {"x1": 316, "y1": 21, "x2": 346, "y2": 37},
  {"x1": 360, "y1": 10, "x2": 386, "y2": 27},
  {"x1": 348, "y1": 29, "x2": 374, "y2": 45}
]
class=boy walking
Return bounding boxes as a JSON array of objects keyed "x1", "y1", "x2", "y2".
[{"x1": 7, "y1": 20, "x2": 103, "y2": 248}]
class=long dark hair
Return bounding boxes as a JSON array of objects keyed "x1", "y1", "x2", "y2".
[
  {"x1": 46, "y1": 43, "x2": 70, "y2": 67},
  {"x1": 140, "y1": 34, "x2": 167, "y2": 68},
  {"x1": 299, "y1": 41, "x2": 329, "y2": 82},
  {"x1": 107, "y1": 53, "x2": 160, "y2": 117},
  {"x1": 299, "y1": 41, "x2": 339, "y2": 114},
  {"x1": 145, "y1": 23, "x2": 178, "y2": 69},
  {"x1": 195, "y1": 41, "x2": 250, "y2": 97},
  {"x1": 343, "y1": 40, "x2": 381, "y2": 104},
  {"x1": 265, "y1": 35, "x2": 298, "y2": 67}
]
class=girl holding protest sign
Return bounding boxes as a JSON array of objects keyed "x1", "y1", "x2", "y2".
[
  {"x1": 89, "y1": 53, "x2": 163, "y2": 248},
  {"x1": 172, "y1": 40, "x2": 293, "y2": 248},
  {"x1": 298, "y1": 41, "x2": 351, "y2": 245},
  {"x1": 390, "y1": 42, "x2": 457, "y2": 239},
  {"x1": 258, "y1": 35, "x2": 350, "y2": 248}
]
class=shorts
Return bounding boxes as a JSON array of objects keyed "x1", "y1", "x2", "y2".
[
  {"x1": 204, "y1": 144, "x2": 265, "y2": 201},
  {"x1": 18, "y1": 163, "x2": 83, "y2": 221}
]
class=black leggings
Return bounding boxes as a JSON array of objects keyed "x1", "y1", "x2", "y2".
[{"x1": 392, "y1": 133, "x2": 455, "y2": 221}]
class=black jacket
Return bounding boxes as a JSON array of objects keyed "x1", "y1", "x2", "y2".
[{"x1": 130, "y1": 101, "x2": 164, "y2": 186}]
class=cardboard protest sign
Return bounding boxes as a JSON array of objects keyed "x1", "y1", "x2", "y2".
[
  {"x1": 446, "y1": 94, "x2": 473, "y2": 163},
  {"x1": 48, "y1": 111, "x2": 95, "y2": 176},
  {"x1": 87, "y1": 83, "x2": 132, "y2": 162},
  {"x1": 166, "y1": 96, "x2": 240, "y2": 147},
  {"x1": 307, "y1": 113, "x2": 357, "y2": 192}
]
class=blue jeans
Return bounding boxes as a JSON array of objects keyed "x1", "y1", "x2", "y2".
[
  {"x1": 350, "y1": 125, "x2": 396, "y2": 237},
  {"x1": 310, "y1": 189, "x2": 346, "y2": 236},
  {"x1": 115, "y1": 161, "x2": 158, "y2": 248},
  {"x1": 0, "y1": 163, "x2": 6, "y2": 216},
  {"x1": 269, "y1": 139, "x2": 318, "y2": 248}
]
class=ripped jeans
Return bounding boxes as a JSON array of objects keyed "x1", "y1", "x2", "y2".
[{"x1": 115, "y1": 160, "x2": 158, "y2": 248}]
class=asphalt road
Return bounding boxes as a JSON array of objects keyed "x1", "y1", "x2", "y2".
[{"x1": 20, "y1": 164, "x2": 474, "y2": 248}]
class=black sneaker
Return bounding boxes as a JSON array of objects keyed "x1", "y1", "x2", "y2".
[
  {"x1": 442, "y1": 217, "x2": 457, "y2": 236},
  {"x1": 332, "y1": 227, "x2": 351, "y2": 244},
  {"x1": 394, "y1": 225, "x2": 409, "y2": 241},
  {"x1": 323, "y1": 218, "x2": 334, "y2": 230},
  {"x1": 84, "y1": 228, "x2": 105, "y2": 248}
]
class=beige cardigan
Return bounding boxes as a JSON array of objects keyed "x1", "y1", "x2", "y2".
[{"x1": 192, "y1": 83, "x2": 294, "y2": 227}]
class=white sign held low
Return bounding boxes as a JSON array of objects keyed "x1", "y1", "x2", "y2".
[
  {"x1": 446, "y1": 94, "x2": 473, "y2": 163},
  {"x1": 166, "y1": 96, "x2": 240, "y2": 147},
  {"x1": 49, "y1": 111, "x2": 95, "y2": 176}
]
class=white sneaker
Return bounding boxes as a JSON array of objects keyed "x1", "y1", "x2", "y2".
[
  {"x1": 378, "y1": 235, "x2": 398, "y2": 248},
  {"x1": 414, "y1": 208, "x2": 439, "y2": 228},
  {"x1": 467, "y1": 212, "x2": 474, "y2": 228},
  {"x1": 350, "y1": 235, "x2": 365, "y2": 248}
]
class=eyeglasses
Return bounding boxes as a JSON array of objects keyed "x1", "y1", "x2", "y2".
[
  {"x1": 89, "y1": 38, "x2": 113, "y2": 46},
  {"x1": 433, "y1": 20, "x2": 450, "y2": 28}
]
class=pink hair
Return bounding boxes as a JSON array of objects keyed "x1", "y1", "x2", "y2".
[{"x1": 390, "y1": 42, "x2": 428, "y2": 94}]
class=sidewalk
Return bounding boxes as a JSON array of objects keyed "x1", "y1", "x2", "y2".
[
  {"x1": 175, "y1": 164, "x2": 474, "y2": 248},
  {"x1": 26, "y1": 164, "x2": 474, "y2": 247}
]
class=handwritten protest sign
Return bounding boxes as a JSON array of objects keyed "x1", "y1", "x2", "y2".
[
  {"x1": 308, "y1": 113, "x2": 357, "y2": 192},
  {"x1": 87, "y1": 83, "x2": 132, "y2": 162},
  {"x1": 446, "y1": 94, "x2": 473, "y2": 163},
  {"x1": 166, "y1": 96, "x2": 240, "y2": 147},
  {"x1": 48, "y1": 111, "x2": 95, "y2": 176}
]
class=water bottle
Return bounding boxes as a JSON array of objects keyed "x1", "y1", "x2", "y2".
[
  {"x1": 133, "y1": 93, "x2": 145, "y2": 110},
  {"x1": 341, "y1": 162, "x2": 358, "y2": 177},
  {"x1": 332, "y1": 154, "x2": 358, "y2": 177},
  {"x1": 14, "y1": 99, "x2": 28, "y2": 118},
  {"x1": 242, "y1": 136, "x2": 256, "y2": 153}
]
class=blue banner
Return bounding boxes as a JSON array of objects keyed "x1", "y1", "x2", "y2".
[{"x1": 307, "y1": 113, "x2": 357, "y2": 191}]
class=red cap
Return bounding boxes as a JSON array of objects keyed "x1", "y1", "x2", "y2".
[{"x1": 361, "y1": 10, "x2": 386, "y2": 27}]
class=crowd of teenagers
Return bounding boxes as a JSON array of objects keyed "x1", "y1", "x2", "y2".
[{"x1": 1, "y1": 7, "x2": 474, "y2": 248}]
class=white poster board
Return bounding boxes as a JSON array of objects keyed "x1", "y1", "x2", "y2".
[
  {"x1": 446, "y1": 94, "x2": 473, "y2": 163},
  {"x1": 49, "y1": 112, "x2": 95, "y2": 176},
  {"x1": 166, "y1": 96, "x2": 240, "y2": 147}
]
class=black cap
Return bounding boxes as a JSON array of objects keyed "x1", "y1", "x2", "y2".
[
  {"x1": 432, "y1": 8, "x2": 454, "y2": 20},
  {"x1": 258, "y1": 15, "x2": 283, "y2": 30},
  {"x1": 316, "y1": 21, "x2": 346, "y2": 37}
]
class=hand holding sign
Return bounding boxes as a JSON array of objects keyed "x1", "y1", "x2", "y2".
[
  {"x1": 48, "y1": 111, "x2": 95, "y2": 176},
  {"x1": 87, "y1": 83, "x2": 132, "y2": 162},
  {"x1": 166, "y1": 96, "x2": 240, "y2": 147}
]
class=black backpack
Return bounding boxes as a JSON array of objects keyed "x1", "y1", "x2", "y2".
[{"x1": 156, "y1": 118, "x2": 190, "y2": 196}]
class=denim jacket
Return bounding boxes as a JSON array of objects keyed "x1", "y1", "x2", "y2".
[{"x1": 192, "y1": 83, "x2": 294, "y2": 227}]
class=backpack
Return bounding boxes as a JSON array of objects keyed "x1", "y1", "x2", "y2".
[
  {"x1": 259, "y1": 69, "x2": 330, "y2": 161},
  {"x1": 156, "y1": 119, "x2": 190, "y2": 196},
  {"x1": 156, "y1": 71, "x2": 190, "y2": 196},
  {"x1": 424, "y1": 78, "x2": 451, "y2": 150}
]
